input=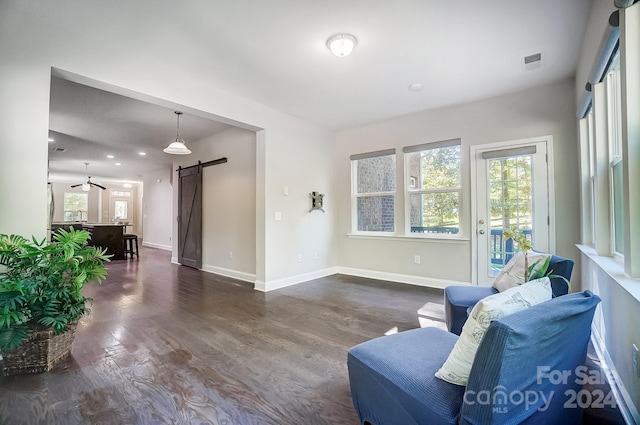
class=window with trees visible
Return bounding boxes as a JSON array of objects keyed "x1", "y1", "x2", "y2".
[
  {"x1": 405, "y1": 139, "x2": 461, "y2": 236},
  {"x1": 607, "y1": 58, "x2": 623, "y2": 255},
  {"x1": 63, "y1": 192, "x2": 88, "y2": 222},
  {"x1": 579, "y1": 52, "x2": 624, "y2": 256},
  {"x1": 351, "y1": 149, "x2": 396, "y2": 233},
  {"x1": 114, "y1": 200, "x2": 128, "y2": 220}
]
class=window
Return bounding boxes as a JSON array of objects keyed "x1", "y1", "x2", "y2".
[
  {"x1": 607, "y1": 61, "x2": 623, "y2": 255},
  {"x1": 63, "y1": 192, "x2": 88, "y2": 221},
  {"x1": 579, "y1": 52, "x2": 624, "y2": 256},
  {"x1": 351, "y1": 149, "x2": 396, "y2": 232},
  {"x1": 404, "y1": 139, "x2": 461, "y2": 236},
  {"x1": 114, "y1": 200, "x2": 128, "y2": 220},
  {"x1": 587, "y1": 109, "x2": 597, "y2": 245}
]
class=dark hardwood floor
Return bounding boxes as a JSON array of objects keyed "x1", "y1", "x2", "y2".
[
  {"x1": 0, "y1": 247, "x2": 442, "y2": 425},
  {"x1": 0, "y1": 246, "x2": 627, "y2": 424}
]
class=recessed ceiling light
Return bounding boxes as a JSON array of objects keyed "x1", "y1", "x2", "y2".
[
  {"x1": 48, "y1": 137, "x2": 55, "y2": 142},
  {"x1": 408, "y1": 82, "x2": 423, "y2": 91},
  {"x1": 138, "y1": 152, "x2": 146, "y2": 156},
  {"x1": 106, "y1": 154, "x2": 114, "y2": 159},
  {"x1": 115, "y1": 162, "x2": 122, "y2": 166}
]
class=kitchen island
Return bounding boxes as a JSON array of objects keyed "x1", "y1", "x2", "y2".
[{"x1": 52, "y1": 222, "x2": 125, "y2": 260}]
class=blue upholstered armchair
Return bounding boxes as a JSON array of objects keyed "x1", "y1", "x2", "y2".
[
  {"x1": 444, "y1": 254, "x2": 574, "y2": 335},
  {"x1": 347, "y1": 290, "x2": 600, "y2": 425}
]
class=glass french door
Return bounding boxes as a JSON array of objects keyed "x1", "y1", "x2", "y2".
[{"x1": 475, "y1": 140, "x2": 550, "y2": 286}]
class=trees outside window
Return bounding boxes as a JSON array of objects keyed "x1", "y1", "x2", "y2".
[{"x1": 406, "y1": 141, "x2": 461, "y2": 235}]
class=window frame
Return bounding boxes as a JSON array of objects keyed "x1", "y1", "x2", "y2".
[
  {"x1": 350, "y1": 149, "x2": 397, "y2": 235},
  {"x1": 606, "y1": 60, "x2": 624, "y2": 256},
  {"x1": 63, "y1": 191, "x2": 88, "y2": 222},
  {"x1": 403, "y1": 139, "x2": 462, "y2": 239}
]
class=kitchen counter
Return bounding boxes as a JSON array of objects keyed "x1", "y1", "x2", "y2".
[{"x1": 52, "y1": 223, "x2": 124, "y2": 260}]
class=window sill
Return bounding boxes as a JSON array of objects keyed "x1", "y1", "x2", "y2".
[
  {"x1": 576, "y1": 244, "x2": 640, "y2": 302},
  {"x1": 347, "y1": 233, "x2": 470, "y2": 243}
]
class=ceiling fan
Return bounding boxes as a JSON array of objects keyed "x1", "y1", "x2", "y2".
[{"x1": 70, "y1": 163, "x2": 106, "y2": 191}]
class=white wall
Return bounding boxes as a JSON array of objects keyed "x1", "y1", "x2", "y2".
[
  {"x1": 334, "y1": 78, "x2": 579, "y2": 286},
  {"x1": 49, "y1": 180, "x2": 141, "y2": 232},
  {"x1": 575, "y1": 2, "x2": 640, "y2": 419},
  {"x1": 580, "y1": 250, "x2": 640, "y2": 421},
  {"x1": 50, "y1": 181, "x2": 100, "y2": 223},
  {"x1": 142, "y1": 167, "x2": 173, "y2": 250},
  {"x1": 575, "y1": 0, "x2": 616, "y2": 109},
  {"x1": 0, "y1": 1, "x2": 335, "y2": 290},
  {"x1": 169, "y1": 121, "x2": 337, "y2": 290},
  {"x1": 197, "y1": 127, "x2": 257, "y2": 281}
]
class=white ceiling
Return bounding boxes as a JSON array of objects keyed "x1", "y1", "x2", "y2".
[
  {"x1": 44, "y1": 0, "x2": 592, "y2": 183},
  {"x1": 48, "y1": 77, "x2": 232, "y2": 182}
]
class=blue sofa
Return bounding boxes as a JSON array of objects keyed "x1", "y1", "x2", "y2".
[
  {"x1": 444, "y1": 255, "x2": 574, "y2": 335},
  {"x1": 347, "y1": 290, "x2": 600, "y2": 425}
]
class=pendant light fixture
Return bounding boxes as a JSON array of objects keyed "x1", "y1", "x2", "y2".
[{"x1": 163, "y1": 111, "x2": 192, "y2": 155}]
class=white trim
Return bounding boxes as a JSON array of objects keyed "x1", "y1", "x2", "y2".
[
  {"x1": 337, "y1": 266, "x2": 470, "y2": 289},
  {"x1": 591, "y1": 328, "x2": 640, "y2": 425},
  {"x1": 403, "y1": 142, "x2": 463, "y2": 239},
  {"x1": 470, "y1": 135, "x2": 556, "y2": 285},
  {"x1": 141, "y1": 241, "x2": 172, "y2": 251},
  {"x1": 351, "y1": 152, "x2": 397, "y2": 234},
  {"x1": 254, "y1": 267, "x2": 340, "y2": 292},
  {"x1": 201, "y1": 264, "x2": 256, "y2": 284},
  {"x1": 347, "y1": 233, "x2": 469, "y2": 244},
  {"x1": 254, "y1": 280, "x2": 266, "y2": 292},
  {"x1": 171, "y1": 256, "x2": 179, "y2": 264},
  {"x1": 577, "y1": 244, "x2": 640, "y2": 302}
]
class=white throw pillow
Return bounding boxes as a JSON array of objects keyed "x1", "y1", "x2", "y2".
[
  {"x1": 492, "y1": 251, "x2": 551, "y2": 292},
  {"x1": 435, "y1": 277, "x2": 552, "y2": 386}
]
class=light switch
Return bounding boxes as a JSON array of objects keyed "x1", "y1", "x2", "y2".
[
  {"x1": 284, "y1": 187, "x2": 289, "y2": 196},
  {"x1": 275, "y1": 212, "x2": 282, "y2": 221}
]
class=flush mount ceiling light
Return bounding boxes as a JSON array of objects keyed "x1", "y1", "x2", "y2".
[
  {"x1": 326, "y1": 33, "x2": 357, "y2": 57},
  {"x1": 163, "y1": 111, "x2": 192, "y2": 155}
]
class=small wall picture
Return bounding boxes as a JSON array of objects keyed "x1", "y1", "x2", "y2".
[{"x1": 310, "y1": 191, "x2": 325, "y2": 213}]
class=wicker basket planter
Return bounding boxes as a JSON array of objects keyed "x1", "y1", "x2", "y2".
[{"x1": 1, "y1": 324, "x2": 77, "y2": 376}]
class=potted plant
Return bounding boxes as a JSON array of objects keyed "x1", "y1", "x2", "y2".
[
  {"x1": 0, "y1": 227, "x2": 110, "y2": 375},
  {"x1": 503, "y1": 225, "x2": 569, "y2": 286}
]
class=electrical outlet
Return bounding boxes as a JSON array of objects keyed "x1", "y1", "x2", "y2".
[
  {"x1": 229, "y1": 251, "x2": 233, "y2": 260},
  {"x1": 633, "y1": 344, "x2": 639, "y2": 377},
  {"x1": 297, "y1": 253, "x2": 303, "y2": 263},
  {"x1": 314, "y1": 251, "x2": 318, "y2": 260},
  {"x1": 414, "y1": 255, "x2": 421, "y2": 265}
]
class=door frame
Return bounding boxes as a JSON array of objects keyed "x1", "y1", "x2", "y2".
[{"x1": 470, "y1": 135, "x2": 556, "y2": 285}]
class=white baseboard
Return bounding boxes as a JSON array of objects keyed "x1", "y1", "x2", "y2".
[
  {"x1": 201, "y1": 264, "x2": 256, "y2": 284},
  {"x1": 169, "y1": 260, "x2": 469, "y2": 293},
  {"x1": 141, "y1": 241, "x2": 172, "y2": 251},
  {"x1": 337, "y1": 266, "x2": 470, "y2": 289},
  {"x1": 591, "y1": 327, "x2": 640, "y2": 425},
  {"x1": 255, "y1": 267, "x2": 340, "y2": 292}
]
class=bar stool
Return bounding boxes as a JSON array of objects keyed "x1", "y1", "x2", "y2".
[{"x1": 123, "y1": 234, "x2": 139, "y2": 259}]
